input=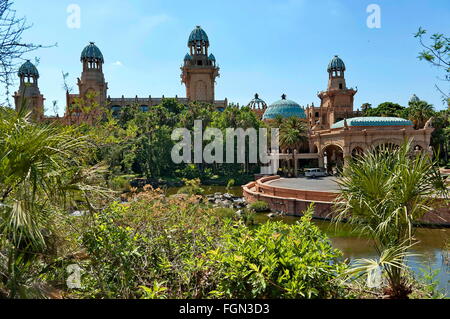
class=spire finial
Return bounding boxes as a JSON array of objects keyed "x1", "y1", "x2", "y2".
[{"x1": 281, "y1": 94, "x2": 287, "y2": 100}]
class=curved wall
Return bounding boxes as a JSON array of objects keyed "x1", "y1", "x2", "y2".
[{"x1": 243, "y1": 176, "x2": 450, "y2": 226}]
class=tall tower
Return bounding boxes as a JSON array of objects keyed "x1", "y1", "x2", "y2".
[
  {"x1": 181, "y1": 26, "x2": 219, "y2": 103},
  {"x1": 13, "y1": 60, "x2": 45, "y2": 121},
  {"x1": 76, "y1": 42, "x2": 108, "y2": 107},
  {"x1": 316, "y1": 55, "x2": 357, "y2": 128}
]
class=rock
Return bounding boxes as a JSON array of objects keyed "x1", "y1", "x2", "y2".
[
  {"x1": 235, "y1": 210, "x2": 243, "y2": 217},
  {"x1": 221, "y1": 200, "x2": 232, "y2": 208},
  {"x1": 233, "y1": 198, "x2": 246, "y2": 207},
  {"x1": 223, "y1": 193, "x2": 233, "y2": 200},
  {"x1": 267, "y1": 213, "x2": 277, "y2": 218}
]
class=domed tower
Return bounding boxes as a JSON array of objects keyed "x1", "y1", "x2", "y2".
[
  {"x1": 13, "y1": 60, "x2": 45, "y2": 120},
  {"x1": 315, "y1": 55, "x2": 357, "y2": 129},
  {"x1": 409, "y1": 94, "x2": 420, "y2": 104},
  {"x1": 76, "y1": 42, "x2": 108, "y2": 106},
  {"x1": 247, "y1": 93, "x2": 267, "y2": 119},
  {"x1": 327, "y1": 55, "x2": 347, "y2": 90},
  {"x1": 181, "y1": 26, "x2": 219, "y2": 103}
]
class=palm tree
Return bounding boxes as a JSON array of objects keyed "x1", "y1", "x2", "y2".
[
  {"x1": 334, "y1": 141, "x2": 447, "y2": 298},
  {"x1": 408, "y1": 100, "x2": 435, "y2": 129},
  {"x1": 0, "y1": 103, "x2": 110, "y2": 298},
  {"x1": 278, "y1": 117, "x2": 308, "y2": 176},
  {"x1": 279, "y1": 117, "x2": 308, "y2": 152}
]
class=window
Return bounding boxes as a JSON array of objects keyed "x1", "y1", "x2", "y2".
[
  {"x1": 111, "y1": 105, "x2": 121, "y2": 118},
  {"x1": 339, "y1": 83, "x2": 343, "y2": 89}
]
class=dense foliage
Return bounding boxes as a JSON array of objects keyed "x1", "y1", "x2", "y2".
[
  {"x1": 71, "y1": 192, "x2": 346, "y2": 299},
  {"x1": 84, "y1": 99, "x2": 266, "y2": 187},
  {"x1": 0, "y1": 105, "x2": 110, "y2": 298},
  {"x1": 207, "y1": 208, "x2": 345, "y2": 299}
]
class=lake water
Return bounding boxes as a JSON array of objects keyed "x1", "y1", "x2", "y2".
[{"x1": 166, "y1": 185, "x2": 449, "y2": 295}]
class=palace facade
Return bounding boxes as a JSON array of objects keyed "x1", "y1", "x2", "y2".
[
  {"x1": 248, "y1": 55, "x2": 433, "y2": 171},
  {"x1": 13, "y1": 26, "x2": 433, "y2": 170}
]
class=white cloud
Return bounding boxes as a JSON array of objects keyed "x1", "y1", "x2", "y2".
[{"x1": 112, "y1": 61, "x2": 123, "y2": 67}]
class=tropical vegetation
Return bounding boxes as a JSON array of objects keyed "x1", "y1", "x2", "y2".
[{"x1": 334, "y1": 142, "x2": 448, "y2": 298}]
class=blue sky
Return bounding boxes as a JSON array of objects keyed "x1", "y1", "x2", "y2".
[{"x1": 11, "y1": 0, "x2": 450, "y2": 115}]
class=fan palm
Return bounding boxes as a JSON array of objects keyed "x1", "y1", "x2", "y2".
[
  {"x1": 334, "y1": 141, "x2": 447, "y2": 298},
  {"x1": 0, "y1": 103, "x2": 110, "y2": 298}
]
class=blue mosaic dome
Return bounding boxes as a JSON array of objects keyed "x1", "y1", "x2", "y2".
[
  {"x1": 263, "y1": 95, "x2": 306, "y2": 120},
  {"x1": 208, "y1": 53, "x2": 216, "y2": 61},
  {"x1": 188, "y1": 26, "x2": 209, "y2": 45},
  {"x1": 184, "y1": 53, "x2": 192, "y2": 61},
  {"x1": 18, "y1": 60, "x2": 39, "y2": 78},
  {"x1": 409, "y1": 94, "x2": 420, "y2": 103},
  {"x1": 81, "y1": 42, "x2": 104, "y2": 62},
  {"x1": 327, "y1": 55, "x2": 346, "y2": 72},
  {"x1": 331, "y1": 117, "x2": 413, "y2": 129}
]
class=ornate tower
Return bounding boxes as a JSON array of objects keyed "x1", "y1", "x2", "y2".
[
  {"x1": 13, "y1": 60, "x2": 45, "y2": 121},
  {"x1": 181, "y1": 26, "x2": 219, "y2": 103},
  {"x1": 315, "y1": 55, "x2": 357, "y2": 129},
  {"x1": 76, "y1": 42, "x2": 108, "y2": 107}
]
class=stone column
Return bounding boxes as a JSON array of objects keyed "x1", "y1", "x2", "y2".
[
  {"x1": 294, "y1": 150, "x2": 298, "y2": 177},
  {"x1": 287, "y1": 157, "x2": 291, "y2": 177}
]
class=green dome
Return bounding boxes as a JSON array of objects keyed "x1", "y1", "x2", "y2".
[
  {"x1": 327, "y1": 55, "x2": 346, "y2": 72},
  {"x1": 409, "y1": 94, "x2": 420, "y2": 103},
  {"x1": 184, "y1": 53, "x2": 192, "y2": 61},
  {"x1": 263, "y1": 94, "x2": 306, "y2": 120},
  {"x1": 81, "y1": 42, "x2": 104, "y2": 62},
  {"x1": 18, "y1": 60, "x2": 39, "y2": 78},
  {"x1": 331, "y1": 117, "x2": 413, "y2": 129},
  {"x1": 208, "y1": 53, "x2": 216, "y2": 61},
  {"x1": 188, "y1": 26, "x2": 209, "y2": 45}
]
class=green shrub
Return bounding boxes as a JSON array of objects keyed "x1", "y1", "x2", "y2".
[
  {"x1": 81, "y1": 203, "x2": 144, "y2": 298},
  {"x1": 71, "y1": 191, "x2": 347, "y2": 299},
  {"x1": 206, "y1": 208, "x2": 347, "y2": 299},
  {"x1": 78, "y1": 189, "x2": 226, "y2": 298},
  {"x1": 110, "y1": 175, "x2": 133, "y2": 191},
  {"x1": 249, "y1": 200, "x2": 270, "y2": 212},
  {"x1": 177, "y1": 178, "x2": 204, "y2": 195}
]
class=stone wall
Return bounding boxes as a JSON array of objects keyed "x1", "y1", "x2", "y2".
[{"x1": 243, "y1": 176, "x2": 450, "y2": 226}]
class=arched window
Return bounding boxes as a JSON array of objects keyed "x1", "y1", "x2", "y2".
[{"x1": 111, "y1": 105, "x2": 122, "y2": 118}]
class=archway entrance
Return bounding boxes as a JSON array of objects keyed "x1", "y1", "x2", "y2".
[
  {"x1": 322, "y1": 145, "x2": 344, "y2": 175},
  {"x1": 351, "y1": 146, "x2": 364, "y2": 158}
]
